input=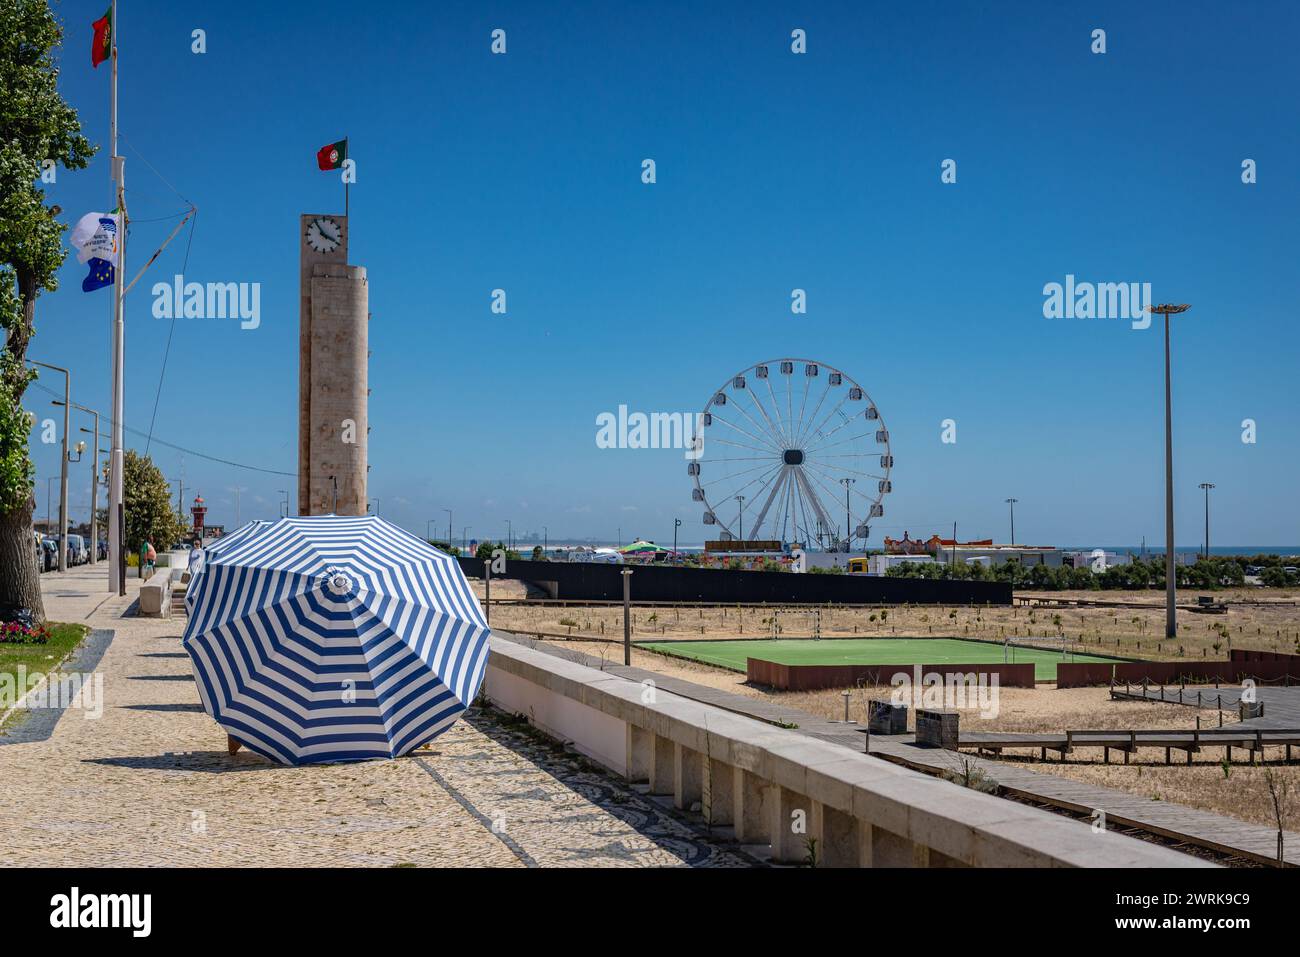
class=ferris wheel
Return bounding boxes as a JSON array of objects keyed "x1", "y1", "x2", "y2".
[{"x1": 688, "y1": 359, "x2": 892, "y2": 552}]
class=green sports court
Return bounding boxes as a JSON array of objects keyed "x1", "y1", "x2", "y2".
[{"x1": 637, "y1": 637, "x2": 1124, "y2": 682}]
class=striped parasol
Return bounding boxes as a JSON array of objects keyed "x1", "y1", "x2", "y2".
[
  {"x1": 184, "y1": 519, "x2": 272, "y2": 616},
  {"x1": 182, "y1": 514, "x2": 490, "y2": 765}
]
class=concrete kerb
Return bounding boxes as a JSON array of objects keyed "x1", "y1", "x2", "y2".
[{"x1": 484, "y1": 634, "x2": 1211, "y2": 868}]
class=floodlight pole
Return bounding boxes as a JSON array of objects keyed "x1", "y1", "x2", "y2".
[
  {"x1": 621, "y1": 568, "x2": 633, "y2": 665},
  {"x1": 1199, "y1": 483, "x2": 1215, "y2": 559},
  {"x1": 1150, "y1": 304, "x2": 1189, "y2": 639},
  {"x1": 1005, "y1": 498, "x2": 1018, "y2": 546}
]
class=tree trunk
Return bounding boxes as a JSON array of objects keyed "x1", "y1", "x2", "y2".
[{"x1": 0, "y1": 496, "x2": 46, "y2": 624}]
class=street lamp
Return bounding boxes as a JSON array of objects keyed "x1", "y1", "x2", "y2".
[
  {"x1": 735, "y1": 494, "x2": 746, "y2": 543},
  {"x1": 1005, "y1": 498, "x2": 1018, "y2": 546},
  {"x1": 1149, "y1": 303, "x2": 1190, "y2": 639},
  {"x1": 673, "y1": 517, "x2": 682, "y2": 559},
  {"x1": 1199, "y1": 483, "x2": 1215, "y2": 559},
  {"x1": 443, "y1": 508, "x2": 452, "y2": 546},
  {"x1": 76, "y1": 410, "x2": 102, "y2": 564},
  {"x1": 29, "y1": 360, "x2": 70, "y2": 572},
  {"x1": 543, "y1": 525, "x2": 548, "y2": 553},
  {"x1": 426, "y1": 518, "x2": 435, "y2": 542},
  {"x1": 505, "y1": 519, "x2": 512, "y2": 550}
]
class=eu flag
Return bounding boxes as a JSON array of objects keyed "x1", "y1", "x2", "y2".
[{"x1": 83, "y1": 257, "x2": 115, "y2": 292}]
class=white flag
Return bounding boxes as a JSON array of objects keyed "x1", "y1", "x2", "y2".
[{"x1": 69, "y1": 212, "x2": 120, "y2": 265}]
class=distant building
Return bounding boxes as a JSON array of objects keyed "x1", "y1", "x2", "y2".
[{"x1": 867, "y1": 554, "x2": 935, "y2": 575}]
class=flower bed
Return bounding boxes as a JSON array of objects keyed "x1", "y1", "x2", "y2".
[{"x1": 0, "y1": 621, "x2": 50, "y2": 645}]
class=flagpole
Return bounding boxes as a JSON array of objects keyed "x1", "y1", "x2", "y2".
[{"x1": 107, "y1": 0, "x2": 126, "y2": 595}]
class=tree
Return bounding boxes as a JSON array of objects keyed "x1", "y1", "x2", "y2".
[
  {"x1": 0, "y1": 1, "x2": 95, "y2": 621},
  {"x1": 122, "y1": 451, "x2": 185, "y2": 556}
]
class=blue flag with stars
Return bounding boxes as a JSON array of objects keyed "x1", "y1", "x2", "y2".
[{"x1": 83, "y1": 257, "x2": 115, "y2": 292}]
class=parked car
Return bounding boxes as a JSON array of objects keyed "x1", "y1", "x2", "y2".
[
  {"x1": 67, "y1": 534, "x2": 88, "y2": 565},
  {"x1": 40, "y1": 537, "x2": 59, "y2": 572}
]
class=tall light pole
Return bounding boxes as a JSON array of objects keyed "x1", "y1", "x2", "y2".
[
  {"x1": 426, "y1": 518, "x2": 435, "y2": 542},
  {"x1": 735, "y1": 494, "x2": 746, "y2": 543},
  {"x1": 29, "y1": 360, "x2": 70, "y2": 572},
  {"x1": 543, "y1": 525, "x2": 548, "y2": 553},
  {"x1": 673, "y1": 517, "x2": 682, "y2": 558},
  {"x1": 505, "y1": 519, "x2": 512, "y2": 550},
  {"x1": 107, "y1": 0, "x2": 127, "y2": 596},
  {"x1": 839, "y1": 478, "x2": 855, "y2": 552},
  {"x1": 1150, "y1": 303, "x2": 1190, "y2": 639},
  {"x1": 443, "y1": 508, "x2": 452, "y2": 546},
  {"x1": 1005, "y1": 498, "x2": 1018, "y2": 546},
  {"x1": 1199, "y1": 483, "x2": 1215, "y2": 559}
]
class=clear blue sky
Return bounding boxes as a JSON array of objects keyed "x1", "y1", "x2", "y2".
[{"x1": 26, "y1": 0, "x2": 1300, "y2": 548}]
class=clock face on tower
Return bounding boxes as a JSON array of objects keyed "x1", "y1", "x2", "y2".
[{"x1": 305, "y1": 216, "x2": 342, "y2": 254}]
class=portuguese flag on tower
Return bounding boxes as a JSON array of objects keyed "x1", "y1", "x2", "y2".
[
  {"x1": 91, "y1": 7, "x2": 112, "y2": 68},
  {"x1": 316, "y1": 138, "x2": 348, "y2": 171}
]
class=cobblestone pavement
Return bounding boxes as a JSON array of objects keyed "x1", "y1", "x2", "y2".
[{"x1": 0, "y1": 566, "x2": 752, "y2": 867}]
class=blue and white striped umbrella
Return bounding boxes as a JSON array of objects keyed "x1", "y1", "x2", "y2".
[
  {"x1": 182, "y1": 515, "x2": 490, "y2": 765},
  {"x1": 184, "y1": 520, "x2": 271, "y2": 616}
]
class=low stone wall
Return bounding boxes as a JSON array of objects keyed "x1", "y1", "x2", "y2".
[
  {"x1": 1057, "y1": 659, "x2": 1300, "y2": 689},
  {"x1": 746, "y1": 658, "x2": 1037, "y2": 691},
  {"x1": 484, "y1": 635, "x2": 1209, "y2": 868}
]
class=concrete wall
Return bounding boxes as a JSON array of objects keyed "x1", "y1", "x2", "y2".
[{"x1": 483, "y1": 636, "x2": 1211, "y2": 868}]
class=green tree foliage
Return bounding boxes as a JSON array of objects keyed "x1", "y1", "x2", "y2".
[
  {"x1": 475, "y1": 540, "x2": 520, "y2": 561},
  {"x1": 122, "y1": 451, "x2": 185, "y2": 555},
  {"x1": 0, "y1": 1, "x2": 96, "y2": 620}
]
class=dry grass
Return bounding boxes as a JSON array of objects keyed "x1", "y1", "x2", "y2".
[{"x1": 1029, "y1": 756, "x2": 1300, "y2": 835}]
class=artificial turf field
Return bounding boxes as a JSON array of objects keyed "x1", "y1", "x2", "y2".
[{"x1": 637, "y1": 637, "x2": 1125, "y2": 682}]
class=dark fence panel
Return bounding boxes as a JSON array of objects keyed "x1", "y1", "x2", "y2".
[
  {"x1": 746, "y1": 658, "x2": 1035, "y2": 691},
  {"x1": 457, "y1": 557, "x2": 1011, "y2": 605},
  {"x1": 1057, "y1": 659, "x2": 1300, "y2": 689}
]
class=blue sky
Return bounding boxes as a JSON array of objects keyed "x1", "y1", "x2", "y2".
[{"x1": 25, "y1": 0, "x2": 1300, "y2": 548}]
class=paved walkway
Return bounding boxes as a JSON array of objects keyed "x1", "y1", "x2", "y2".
[
  {"x1": 501, "y1": 633, "x2": 1299, "y2": 866},
  {"x1": 1114, "y1": 684, "x2": 1300, "y2": 728},
  {"x1": 0, "y1": 567, "x2": 751, "y2": 867}
]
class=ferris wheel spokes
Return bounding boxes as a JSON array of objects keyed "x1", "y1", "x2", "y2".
[{"x1": 692, "y1": 358, "x2": 891, "y2": 550}]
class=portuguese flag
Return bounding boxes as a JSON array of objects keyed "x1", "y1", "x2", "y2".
[
  {"x1": 91, "y1": 7, "x2": 112, "y2": 69},
  {"x1": 316, "y1": 138, "x2": 348, "y2": 171}
]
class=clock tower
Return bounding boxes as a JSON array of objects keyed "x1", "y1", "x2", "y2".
[{"x1": 298, "y1": 213, "x2": 368, "y2": 516}]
